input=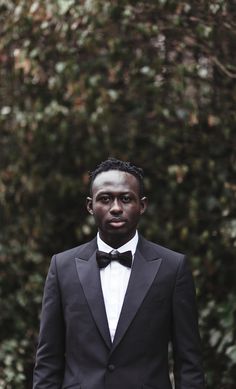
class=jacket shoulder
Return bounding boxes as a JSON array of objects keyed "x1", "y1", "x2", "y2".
[
  {"x1": 53, "y1": 237, "x2": 97, "y2": 265},
  {"x1": 139, "y1": 236, "x2": 185, "y2": 266}
]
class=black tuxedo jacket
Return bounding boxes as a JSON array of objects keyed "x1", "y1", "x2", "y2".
[{"x1": 33, "y1": 236, "x2": 205, "y2": 389}]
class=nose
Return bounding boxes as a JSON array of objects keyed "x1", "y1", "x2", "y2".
[{"x1": 110, "y1": 198, "x2": 123, "y2": 214}]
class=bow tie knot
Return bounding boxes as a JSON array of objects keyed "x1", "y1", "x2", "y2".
[{"x1": 96, "y1": 249, "x2": 132, "y2": 269}]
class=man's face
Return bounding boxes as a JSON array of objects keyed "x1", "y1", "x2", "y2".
[{"x1": 87, "y1": 170, "x2": 147, "y2": 248}]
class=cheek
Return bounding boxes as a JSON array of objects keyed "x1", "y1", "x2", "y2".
[
  {"x1": 127, "y1": 207, "x2": 142, "y2": 221},
  {"x1": 92, "y1": 207, "x2": 107, "y2": 220}
]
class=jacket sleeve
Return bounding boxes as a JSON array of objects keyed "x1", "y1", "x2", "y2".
[
  {"x1": 33, "y1": 255, "x2": 65, "y2": 388},
  {"x1": 171, "y1": 256, "x2": 205, "y2": 389}
]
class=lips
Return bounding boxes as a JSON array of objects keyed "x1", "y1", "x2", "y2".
[{"x1": 108, "y1": 219, "x2": 126, "y2": 228}]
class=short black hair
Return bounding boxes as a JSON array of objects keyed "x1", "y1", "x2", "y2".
[{"x1": 89, "y1": 158, "x2": 145, "y2": 197}]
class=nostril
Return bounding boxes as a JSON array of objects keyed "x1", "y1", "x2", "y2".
[{"x1": 110, "y1": 208, "x2": 122, "y2": 214}]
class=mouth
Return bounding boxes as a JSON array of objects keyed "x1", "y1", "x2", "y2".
[{"x1": 108, "y1": 219, "x2": 126, "y2": 228}]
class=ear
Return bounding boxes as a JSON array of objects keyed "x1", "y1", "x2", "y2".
[
  {"x1": 140, "y1": 197, "x2": 148, "y2": 215},
  {"x1": 86, "y1": 197, "x2": 93, "y2": 215}
]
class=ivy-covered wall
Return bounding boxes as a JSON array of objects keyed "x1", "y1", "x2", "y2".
[{"x1": 0, "y1": 1, "x2": 236, "y2": 387}]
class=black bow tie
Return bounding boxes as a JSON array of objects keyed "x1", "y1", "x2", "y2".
[{"x1": 96, "y1": 250, "x2": 132, "y2": 269}]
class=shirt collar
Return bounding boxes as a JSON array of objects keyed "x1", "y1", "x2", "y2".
[{"x1": 97, "y1": 231, "x2": 138, "y2": 257}]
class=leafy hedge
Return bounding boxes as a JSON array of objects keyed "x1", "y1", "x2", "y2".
[{"x1": 1, "y1": 1, "x2": 236, "y2": 387}]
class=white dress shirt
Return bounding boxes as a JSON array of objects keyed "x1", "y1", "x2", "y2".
[{"x1": 97, "y1": 231, "x2": 138, "y2": 342}]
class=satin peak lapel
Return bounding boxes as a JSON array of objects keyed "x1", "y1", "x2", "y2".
[
  {"x1": 111, "y1": 247, "x2": 162, "y2": 351},
  {"x1": 75, "y1": 250, "x2": 112, "y2": 349}
]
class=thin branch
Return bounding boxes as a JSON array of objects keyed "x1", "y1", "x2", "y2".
[{"x1": 211, "y1": 56, "x2": 236, "y2": 79}]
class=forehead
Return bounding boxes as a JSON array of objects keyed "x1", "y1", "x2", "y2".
[{"x1": 91, "y1": 170, "x2": 140, "y2": 194}]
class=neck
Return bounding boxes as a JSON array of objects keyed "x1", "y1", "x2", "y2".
[{"x1": 99, "y1": 231, "x2": 136, "y2": 249}]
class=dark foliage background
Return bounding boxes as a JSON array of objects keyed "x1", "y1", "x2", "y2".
[{"x1": 0, "y1": 1, "x2": 236, "y2": 388}]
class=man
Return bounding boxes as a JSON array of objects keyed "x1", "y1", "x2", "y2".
[{"x1": 33, "y1": 158, "x2": 205, "y2": 389}]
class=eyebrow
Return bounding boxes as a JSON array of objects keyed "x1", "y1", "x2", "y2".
[{"x1": 95, "y1": 190, "x2": 134, "y2": 197}]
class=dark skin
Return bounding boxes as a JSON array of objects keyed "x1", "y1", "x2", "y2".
[{"x1": 86, "y1": 170, "x2": 147, "y2": 248}]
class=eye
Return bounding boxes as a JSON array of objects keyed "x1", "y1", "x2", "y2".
[
  {"x1": 121, "y1": 195, "x2": 132, "y2": 203},
  {"x1": 99, "y1": 195, "x2": 110, "y2": 203}
]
